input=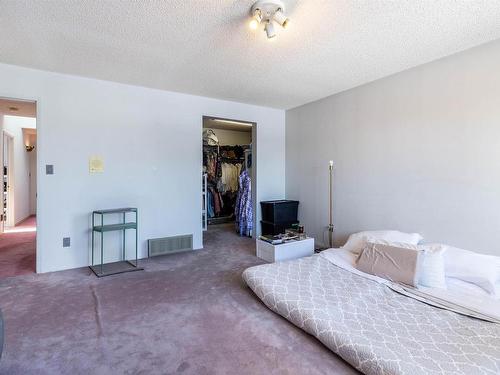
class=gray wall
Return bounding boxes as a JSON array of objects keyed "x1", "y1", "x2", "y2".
[{"x1": 286, "y1": 39, "x2": 500, "y2": 255}]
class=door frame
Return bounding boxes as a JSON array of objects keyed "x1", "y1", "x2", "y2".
[
  {"x1": 201, "y1": 115, "x2": 257, "y2": 242},
  {"x1": 0, "y1": 95, "x2": 39, "y2": 273},
  {"x1": 2, "y1": 130, "x2": 15, "y2": 227}
]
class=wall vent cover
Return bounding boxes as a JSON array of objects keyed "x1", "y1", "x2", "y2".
[{"x1": 148, "y1": 234, "x2": 193, "y2": 257}]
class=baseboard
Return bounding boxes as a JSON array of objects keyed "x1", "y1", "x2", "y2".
[{"x1": 15, "y1": 214, "x2": 35, "y2": 226}]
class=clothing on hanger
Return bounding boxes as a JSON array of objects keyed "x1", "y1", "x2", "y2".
[
  {"x1": 207, "y1": 189, "x2": 215, "y2": 218},
  {"x1": 219, "y1": 162, "x2": 242, "y2": 193},
  {"x1": 203, "y1": 141, "x2": 251, "y2": 221},
  {"x1": 235, "y1": 169, "x2": 252, "y2": 237},
  {"x1": 209, "y1": 186, "x2": 221, "y2": 216}
]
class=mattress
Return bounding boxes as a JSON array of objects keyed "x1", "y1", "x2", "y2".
[{"x1": 242, "y1": 254, "x2": 500, "y2": 375}]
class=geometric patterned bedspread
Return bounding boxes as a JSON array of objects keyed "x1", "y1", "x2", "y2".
[{"x1": 242, "y1": 255, "x2": 500, "y2": 375}]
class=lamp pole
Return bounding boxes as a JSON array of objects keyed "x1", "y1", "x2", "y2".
[{"x1": 328, "y1": 160, "x2": 334, "y2": 248}]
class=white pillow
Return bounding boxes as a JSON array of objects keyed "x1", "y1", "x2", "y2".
[
  {"x1": 417, "y1": 244, "x2": 447, "y2": 289},
  {"x1": 441, "y1": 245, "x2": 500, "y2": 296},
  {"x1": 342, "y1": 230, "x2": 423, "y2": 255},
  {"x1": 362, "y1": 239, "x2": 447, "y2": 289}
]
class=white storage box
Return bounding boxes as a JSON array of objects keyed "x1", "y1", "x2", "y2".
[{"x1": 256, "y1": 237, "x2": 315, "y2": 263}]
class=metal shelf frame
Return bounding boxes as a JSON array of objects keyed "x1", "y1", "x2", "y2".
[{"x1": 90, "y1": 207, "x2": 143, "y2": 277}]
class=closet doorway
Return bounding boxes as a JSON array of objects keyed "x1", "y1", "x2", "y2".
[{"x1": 202, "y1": 116, "x2": 256, "y2": 242}]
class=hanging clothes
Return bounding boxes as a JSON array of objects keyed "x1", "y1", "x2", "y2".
[
  {"x1": 219, "y1": 162, "x2": 242, "y2": 193},
  {"x1": 205, "y1": 152, "x2": 218, "y2": 181},
  {"x1": 209, "y1": 186, "x2": 222, "y2": 216},
  {"x1": 203, "y1": 129, "x2": 219, "y2": 146},
  {"x1": 207, "y1": 189, "x2": 215, "y2": 218},
  {"x1": 203, "y1": 141, "x2": 251, "y2": 222},
  {"x1": 235, "y1": 169, "x2": 252, "y2": 237}
]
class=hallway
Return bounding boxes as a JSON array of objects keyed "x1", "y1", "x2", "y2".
[{"x1": 0, "y1": 216, "x2": 36, "y2": 279}]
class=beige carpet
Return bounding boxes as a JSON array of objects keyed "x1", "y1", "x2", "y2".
[
  {"x1": 0, "y1": 216, "x2": 36, "y2": 279},
  {"x1": 0, "y1": 223, "x2": 358, "y2": 374}
]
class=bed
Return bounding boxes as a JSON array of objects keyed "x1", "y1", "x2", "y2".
[{"x1": 242, "y1": 249, "x2": 500, "y2": 375}]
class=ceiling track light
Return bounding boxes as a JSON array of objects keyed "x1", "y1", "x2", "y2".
[
  {"x1": 249, "y1": 0, "x2": 290, "y2": 39},
  {"x1": 249, "y1": 9, "x2": 262, "y2": 30},
  {"x1": 253, "y1": 9, "x2": 263, "y2": 23},
  {"x1": 264, "y1": 21, "x2": 276, "y2": 39},
  {"x1": 273, "y1": 9, "x2": 289, "y2": 28}
]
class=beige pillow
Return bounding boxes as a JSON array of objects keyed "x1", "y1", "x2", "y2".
[
  {"x1": 342, "y1": 230, "x2": 424, "y2": 255},
  {"x1": 356, "y1": 240, "x2": 422, "y2": 286}
]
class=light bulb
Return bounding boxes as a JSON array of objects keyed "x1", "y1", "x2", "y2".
[
  {"x1": 253, "y1": 9, "x2": 263, "y2": 23},
  {"x1": 265, "y1": 21, "x2": 276, "y2": 39},
  {"x1": 249, "y1": 19, "x2": 259, "y2": 30},
  {"x1": 273, "y1": 10, "x2": 290, "y2": 28}
]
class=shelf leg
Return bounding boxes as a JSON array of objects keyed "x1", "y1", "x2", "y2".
[
  {"x1": 122, "y1": 212, "x2": 126, "y2": 262},
  {"x1": 100, "y1": 232, "x2": 103, "y2": 275},
  {"x1": 100, "y1": 213, "x2": 104, "y2": 275},
  {"x1": 135, "y1": 210, "x2": 138, "y2": 267},
  {"x1": 91, "y1": 213, "x2": 94, "y2": 266}
]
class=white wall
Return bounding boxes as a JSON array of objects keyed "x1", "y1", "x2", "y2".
[
  {"x1": 286, "y1": 39, "x2": 500, "y2": 256},
  {"x1": 2, "y1": 115, "x2": 36, "y2": 225},
  {"x1": 204, "y1": 128, "x2": 251, "y2": 146},
  {"x1": 0, "y1": 63, "x2": 285, "y2": 273}
]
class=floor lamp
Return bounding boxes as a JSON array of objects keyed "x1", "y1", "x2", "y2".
[{"x1": 328, "y1": 160, "x2": 334, "y2": 248}]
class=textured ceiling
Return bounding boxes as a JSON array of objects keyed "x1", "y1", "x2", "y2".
[{"x1": 1, "y1": 1, "x2": 500, "y2": 109}]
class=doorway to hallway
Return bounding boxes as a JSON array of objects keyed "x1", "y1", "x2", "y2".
[
  {"x1": 0, "y1": 98, "x2": 37, "y2": 278},
  {"x1": 0, "y1": 216, "x2": 36, "y2": 278}
]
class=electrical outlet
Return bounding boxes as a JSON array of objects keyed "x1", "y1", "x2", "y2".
[
  {"x1": 63, "y1": 237, "x2": 71, "y2": 247},
  {"x1": 46, "y1": 165, "x2": 54, "y2": 175}
]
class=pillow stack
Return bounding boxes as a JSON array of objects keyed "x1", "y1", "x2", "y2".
[
  {"x1": 418, "y1": 244, "x2": 447, "y2": 289},
  {"x1": 344, "y1": 230, "x2": 500, "y2": 295},
  {"x1": 356, "y1": 239, "x2": 422, "y2": 286},
  {"x1": 354, "y1": 237, "x2": 447, "y2": 289},
  {"x1": 342, "y1": 230, "x2": 423, "y2": 255},
  {"x1": 442, "y1": 245, "x2": 500, "y2": 296}
]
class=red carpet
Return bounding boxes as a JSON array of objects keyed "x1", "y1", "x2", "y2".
[{"x1": 0, "y1": 216, "x2": 36, "y2": 279}]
